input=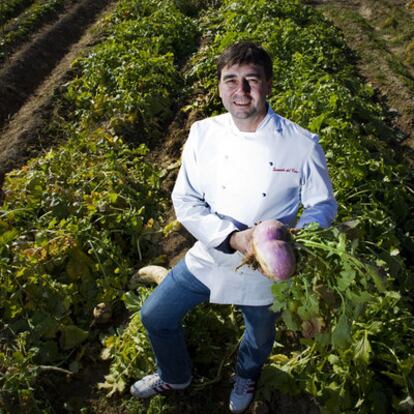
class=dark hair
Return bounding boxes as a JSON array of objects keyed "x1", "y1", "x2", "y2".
[{"x1": 217, "y1": 41, "x2": 273, "y2": 80}]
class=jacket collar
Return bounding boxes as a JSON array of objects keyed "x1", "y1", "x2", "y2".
[{"x1": 227, "y1": 104, "x2": 283, "y2": 138}]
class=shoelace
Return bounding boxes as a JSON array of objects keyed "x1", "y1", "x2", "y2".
[{"x1": 233, "y1": 377, "x2": 255, "y2": 395}]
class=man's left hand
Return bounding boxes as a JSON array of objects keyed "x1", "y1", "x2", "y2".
[{"x1": 229, "y1": 228, "x2": 255, "y2": 257}]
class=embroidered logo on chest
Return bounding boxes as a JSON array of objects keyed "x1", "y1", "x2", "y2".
[{"x1": 272, "y1": 167, "x2": 299, "y2": 174}]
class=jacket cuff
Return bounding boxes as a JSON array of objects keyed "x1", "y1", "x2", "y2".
[{"x1": 214, "y1": 230, "x2": 238, "y2": 254}]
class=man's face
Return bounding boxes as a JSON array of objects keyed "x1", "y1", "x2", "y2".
[{"x1": 218, "y1": 63, "x2": 272, "y2": 131}]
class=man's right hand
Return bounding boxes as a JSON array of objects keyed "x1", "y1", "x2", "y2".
[{"x1": 229, "y1": 228, "x2": 255, "y2": 257}]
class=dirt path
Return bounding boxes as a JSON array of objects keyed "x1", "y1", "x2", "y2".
[{"x1": 0, "y1": 0, "x2": 114, "y2": 181}]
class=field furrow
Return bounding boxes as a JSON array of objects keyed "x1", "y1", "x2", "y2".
[{"x1": 0, "y1": 0, "x2": 113, "y2": 130}]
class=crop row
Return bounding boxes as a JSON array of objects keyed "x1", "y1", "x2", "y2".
[
  {"x1": 0, "y1": 0, "x2": 200, "y2": 411},
  {"x1": 0, "y1": 0, "x2": 35, "y2": 26},
  {"x1": 0, "y1": 0, "x2": 66, "y2": 62}
]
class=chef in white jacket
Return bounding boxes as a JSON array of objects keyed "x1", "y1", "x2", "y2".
[{"x1": 131, "y1": 42, "x2": 337, "y2": 414}]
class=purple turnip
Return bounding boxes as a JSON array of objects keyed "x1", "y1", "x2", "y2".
[
  {"x1": 250, "y1": 220, "x2": 296, "y2": 281},
  {"x1": 252, "y1": 219, "x2": 289, "y2": 243},
  {"x1": 253, "y1": 239, "x2": 296, "y2": 281}
]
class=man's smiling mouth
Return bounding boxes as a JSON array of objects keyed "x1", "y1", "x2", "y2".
[{"x1": 233, "y1": 100, "x2": 251, "y2": 106}]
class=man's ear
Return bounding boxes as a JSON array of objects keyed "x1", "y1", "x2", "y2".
[{"x1": 218, "y1": 81, "x2": 223, "y2": 99}]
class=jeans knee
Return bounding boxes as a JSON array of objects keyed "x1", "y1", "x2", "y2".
[
  {"x1": 140, "y1": 299, "x2": 157, "y2": 331},
  {"x1": 140, "y1": 297, "x2": 181, "y2": 333}
]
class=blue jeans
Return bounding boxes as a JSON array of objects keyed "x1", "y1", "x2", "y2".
[{"x1": 140, "y1": 259, "x2": 279, "y2": 384}]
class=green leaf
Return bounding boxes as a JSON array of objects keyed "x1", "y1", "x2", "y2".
[
  {"x1": 108, "y1": 192, "x2": 118, "y2": 203},
  {"x1": 315, "y1": 332, "x2": 331, "y2": 348},
  {"x1": 332, "y1": 313, "x2": 351, "y2": 349},
  {"x1": 66, "y1": 247, "x2": 92, "y2": 281},
  {"x1": 347, "y1": 290, "x2": 374, "y2": 305},
  {"x1": 353, "y1": 331, "x2": 371, "y2": 364},
  {"x1": 123, "y1": 291, "x2": 142, "y2": 313},
  {"x1": 297, "y1": 295, "x2": 319, "y2": 320},
  {"x1": 337, "y1": 264, "x2": 355, "y2": 291},
  {"x1": 272, "y1": 281, "x2": 290, "y2": 300},
  {"x1": 380, "y1": 371, "x2": 405, "y2": 387},
  {"x1": 257, "y1": 365, "x2": 299, "y2": 398},
  {"x1": 309, "y1": 113, "x2": 326, "y2": 132},
  {"x1": 0, "y1": 229, "x2": 18, "y2": 245},
  {"x1": 59, "y1": 325, "x2": 89, "y2": 350},
  {"x1": 30, "y1": 312, "x2": 59, "y2": 338},
  {"x1": 336, "y1": 233, "x2": 347, "y2": 252},
  {"x1": 271, "y1": 300, "x2": 285, "y2": 313},
  {"x1": 282, "y1": 310, "x2": 301, "y2": 331},
  {"x1": 365, "y1": 264, "x2": 387, "y2": 292}
]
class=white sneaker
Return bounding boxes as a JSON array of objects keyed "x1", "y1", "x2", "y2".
[
  {"x1": 130, "y1": 373, "x2": 191, "y2": 399},
  {"x1": 229, "y1": 375, "x2": 256, "y2": 413}
]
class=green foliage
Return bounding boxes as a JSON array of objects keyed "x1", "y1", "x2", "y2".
[
  {"x1": 0, "y1": 332, "x2": 52, "y2": 413},
  {"x1": 266, "y1": 224, "x2": 414, "y2": 412},
  {"x1": 0, "y1": 129, "x2": 163, "y2": 365},
  {"x1": 99, "y1": 288, "x2": 242, "y2": 396},
  {"x1": 63, "y1": 0, "x2": 198, "y2": 141},
  {"x1": 98, "y1": 288, "x2": 155, "y2": 397}
]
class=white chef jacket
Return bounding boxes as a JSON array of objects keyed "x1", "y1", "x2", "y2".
[{"x1": 172, "y1": 106, "x2": 337, "y2": 305}]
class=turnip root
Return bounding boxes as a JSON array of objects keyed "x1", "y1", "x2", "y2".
[
  {"x1": 253, "y1": 239, "x2": 296, "y2": 281},
  {"x1": 252, "y1": 219, "x2": 289, "y2": 243},
  {"x1": 130, "y1": 265, "x2": 169, "y2": 287},
  {"x1": 249, "y1": 220, "x2": 296, "y2": 281},
  {"x1": 93, "y1": 302, "x2": 112, "y2": 324}
]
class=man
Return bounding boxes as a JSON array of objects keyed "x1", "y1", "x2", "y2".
[{"x1": 130, "y1": 42, "x2": 337, "y2": 413}]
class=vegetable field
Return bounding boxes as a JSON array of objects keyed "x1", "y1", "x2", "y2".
[{"x1": 0, "y1": 0, "x2": 413, "y2": 413}]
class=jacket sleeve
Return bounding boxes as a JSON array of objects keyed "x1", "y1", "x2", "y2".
[
  {"x1": 171, "y1": 122, "x2": 239, "y2": 248},
  {"x1": 296, "y1": 141, "x2": 337, "y2": 229}
]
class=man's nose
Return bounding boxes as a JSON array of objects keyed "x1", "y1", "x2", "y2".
[{"x1": 238, "y1": 78, "x2": 250, "y2": 93}]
